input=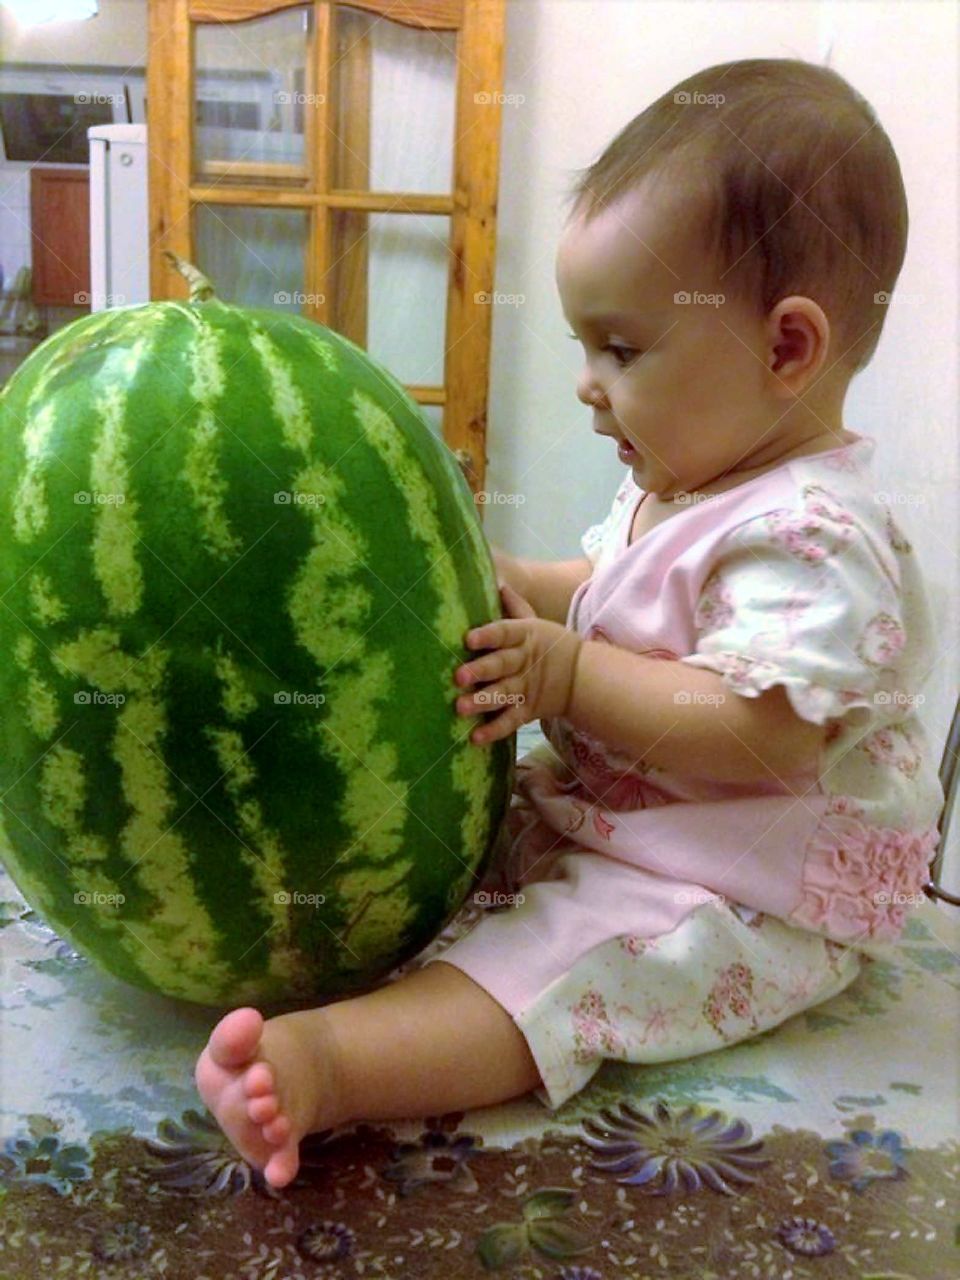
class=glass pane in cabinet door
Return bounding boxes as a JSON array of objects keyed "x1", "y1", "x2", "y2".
[
  {"x1": 329, "y1": 6, "x2": 456, "y2": 195},
  {"x1": 193, "y1": 6, "x2": 310, "y2": 187},
  {"x1": 325, "y1": 210, "x2": 449, "y2": 409},
  {"x1": 419, "y1": 405, "x2": 444, "y2": 442},
  {"x1": 194, "y1": 204, "x2": 307, "y2": 311}
]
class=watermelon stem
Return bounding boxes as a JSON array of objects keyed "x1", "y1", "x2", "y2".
[{"x1": 163, "y1": 251, "x2": 217, "y2": 303}]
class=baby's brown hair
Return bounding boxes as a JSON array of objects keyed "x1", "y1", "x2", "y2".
[{"x1": 564, "y1": 59, "x2": 908, "y2": 375}]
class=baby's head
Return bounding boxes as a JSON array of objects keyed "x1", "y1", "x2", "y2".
[{"x1": 556, "y1": 58, "x2": 908, "y2": 498}]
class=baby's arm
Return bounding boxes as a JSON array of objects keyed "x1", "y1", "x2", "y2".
[
  {"x1": 567, "y1": 644, "x2": 827, "y2": 787},
  {"x1": 490, "y1": 545, "x2": 592, "y2": 625}
]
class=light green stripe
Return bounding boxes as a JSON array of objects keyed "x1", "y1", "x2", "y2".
[
  {"x1": 205, "y1": 724, "x2": 300, "y2": 984},
  {"x1": 24, "y1": 311, "x2": 119, "y2": 406},
  {"x1": 12, "y1": 401, "x2": 56, "y2": 543},
  {"x1": 29, "y1": 570, "x2": 67, "y2": 625},
  {"x1": 284, "y1": 459, "x2": 414, "y2": 958},
  {"x1": 350, "y1": 389, "x2": 468, "y2": 656},
  {"x1": 13, "y1": 633, "x2": 59, "y2": 740},
  {"x1": 39, "y1": 743, "x2": 107, "y2": 858},
  {"x1": 182, "y1": 320, "x2": 242, "y2": 561},
  {"x1": 213, "y1": 646, "x2": 257, "y2": 721},
  {"x1": 335, "y1": 859, "x2": 422, "y2": 966},
  {"x1": 249, "y1": 328, "x2": 312, "y2": 456},
  {"x1": 51, "y1": 627, "x2": 232, "y2": 998},
  {"x1": 349, "y1": 388, "x2": 497, "y2": 865},
  {"x1": 10, "y1": 312, "x2": 142, "y2": 544},
  {"x1": 183, "y1": 408, "x2": 243, "y2": 561},
  {"x1": 299, "y1": 329, "x2": 338, "y2": 375},
  {"x1": 189, "y1": 310, "x2": 226, "y2": 401},
  {"x1": 89, "y1": 382, "x2": 143, "y2": 617},
  {"x1": 0, "y1": 802, "x2": 73, "y2": 928},
  {"x1": 34, "y1": 743, "x2": 122, "y2": 958}
]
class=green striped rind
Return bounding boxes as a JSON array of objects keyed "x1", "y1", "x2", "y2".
[{"x1": 0, "y1": 299, "x2": 512, "y2": 1006}]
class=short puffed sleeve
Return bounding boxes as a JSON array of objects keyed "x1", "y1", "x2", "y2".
[
  {"x1": 580, "y1": 473, "x2": 638, "y2": 567},
  {"x1": 679, "y1": 489, "x2": 906, "y2": 729}
]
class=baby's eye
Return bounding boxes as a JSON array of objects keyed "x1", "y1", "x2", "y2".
[
  {"x1": 566, "y1": 333, "x2": 641, "y2": 365},
  {"x1": 605, "y1": 343, "x2": 641, "y2": 365}
]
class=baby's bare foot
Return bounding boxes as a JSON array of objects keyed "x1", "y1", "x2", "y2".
[{"x1": 194, "y1": 1006, "x2": 344, "y2": 1188}]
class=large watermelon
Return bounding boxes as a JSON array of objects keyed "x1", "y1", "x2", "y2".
[{"x1": 0, "y1": 256, "x2": 513, "y2": 1008}]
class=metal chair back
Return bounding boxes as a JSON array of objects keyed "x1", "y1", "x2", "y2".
[{"x1": 925, "y1": 694, "x2": 960, "y2": 907}]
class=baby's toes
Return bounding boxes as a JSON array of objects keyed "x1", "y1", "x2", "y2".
[
  {"x1": 262, "y1": 1112, "x2": 293, "y2": 1146},
  {"x1": 207, "y1": 1007, "x2": 264, "y2": 1069},
  {"x1": 243, "y1": 1061, "x2": 275, "y2": 1099},
  {"x1": 264, "y1": 1140, "x2": 301, "y2": 1189},
  {"x1": 247, "y1": 1093, "x2": 279, "y2": 1125}
]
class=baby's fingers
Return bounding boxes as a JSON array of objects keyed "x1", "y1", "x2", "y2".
[
  {"x1": 470, "y1": 693, "x2": 530, "y2": 745},
  {"x1": 499, "y1": 583, "x2": 537, "y2": 620},
  {"x1": 455, "y1": 644, "x2": 525, "y2": 689},
  {"x1": 465, "y1": 618, "x2": 524, "y2": 652}
]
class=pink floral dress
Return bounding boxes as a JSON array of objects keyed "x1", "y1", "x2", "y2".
[{"x1": 419, "y1": 433, "x2": 944, "y2": 1111}]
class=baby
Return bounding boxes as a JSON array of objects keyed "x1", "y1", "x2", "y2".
[{"x1": 195, "y1": 57, "x2": 944, "y2": 1189}]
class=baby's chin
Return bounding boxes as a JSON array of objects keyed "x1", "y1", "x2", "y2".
[{"x1": 623, "y1": 450, "x2": 693, "y2": 501}]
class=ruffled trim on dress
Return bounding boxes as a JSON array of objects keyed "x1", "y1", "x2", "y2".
[
  {"x1": 788, "y1": 811, "x2": 940, "y2": 942},
  {"x1": 681, "y1": 649, "x2": 878, "y2": 728}
]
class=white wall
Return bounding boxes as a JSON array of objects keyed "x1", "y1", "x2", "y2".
[{"x1": 0, "y1": 0, "x2": 146, "y2": 63}]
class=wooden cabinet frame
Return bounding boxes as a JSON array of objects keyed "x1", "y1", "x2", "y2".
[{"x1": 147, "y1": 0, "x2": 506, "y2": 499}]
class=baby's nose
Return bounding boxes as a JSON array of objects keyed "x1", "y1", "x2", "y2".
[{"x1": 576, "y1": 372, "x2": 605, "y2": 408}]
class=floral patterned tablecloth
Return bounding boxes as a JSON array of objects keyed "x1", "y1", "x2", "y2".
[{"x1": 1, "y1": 722, "x2": 959, "y2": 1278}]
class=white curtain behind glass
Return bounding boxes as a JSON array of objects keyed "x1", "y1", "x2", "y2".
[{"x1": 194, "y1": 7, "x2": 457, "y2": 396}]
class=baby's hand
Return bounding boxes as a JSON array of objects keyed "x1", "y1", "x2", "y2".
[{"x1": 454, "y1": 584, "x2": 582, "y2": 745}]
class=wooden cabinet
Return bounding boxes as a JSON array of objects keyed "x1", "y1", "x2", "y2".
[
  {"x1": 148, "y1": 0, "x2": 506, "y2": 499},
  {"x1": 30, "y1": 168, "x2": 91, "y2": 308}
]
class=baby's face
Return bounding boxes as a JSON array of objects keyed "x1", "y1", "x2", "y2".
[{"x1": 556, "y1": 183, "x2": 782, "y2": 499}]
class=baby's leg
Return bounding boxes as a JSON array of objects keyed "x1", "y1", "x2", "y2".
[
  {"x1": 195, "y1": 959, "x2": 541, "y2": 1189},
  {"x1": 326, "y1": 959, "x2": 542, "y2": 1118}
]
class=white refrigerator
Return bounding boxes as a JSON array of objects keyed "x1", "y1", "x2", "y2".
[{"x1": 88, "y1": 123, "x2": 149, "y2": 312}]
